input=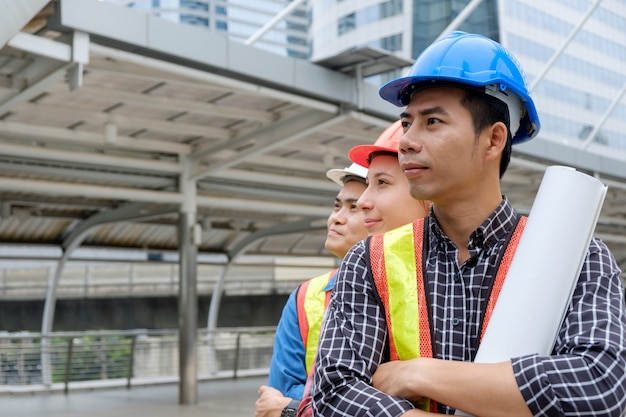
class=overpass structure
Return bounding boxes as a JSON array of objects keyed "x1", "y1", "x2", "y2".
[{"x1": 0, "y1": 0, "x2": 625, "y2": 405}]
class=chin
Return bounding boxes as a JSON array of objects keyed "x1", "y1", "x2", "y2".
[
  {"x1": 324, "y1": 242, "x2": 337, "y2": 254},
  {"x1": 368, "y1": 225, "x2": 384, "y2": 235}
]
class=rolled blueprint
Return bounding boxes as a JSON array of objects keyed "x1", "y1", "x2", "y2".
[{"x1": 455, "y1": 165, "x2": 607, "y2": 416}]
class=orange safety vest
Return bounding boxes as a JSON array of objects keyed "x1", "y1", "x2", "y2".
[
  {"x1": 368, "y1": 216, "x2": 526, "y2": 412},
  {"x1": 296, "y1": 269, "x2": 336, "y2": 375}
]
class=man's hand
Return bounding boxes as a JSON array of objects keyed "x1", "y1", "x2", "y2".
[
  {"x1": 373, "y1": 359, "x2": 425, "y2": 403},
  {"x1": 255, "y1": 385, "x2": 292, "y2": 417},
  {"x1": 374, "y1": 358, "x2": 532, "y2": 417}
]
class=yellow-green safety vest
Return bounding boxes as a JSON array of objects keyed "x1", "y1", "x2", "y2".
[
  {"x1": 296, "y1": 269, "x2": 336, "y2": 375},
  {"x1": 368, "y1": 216, "x2": 526, "y2": 412}
]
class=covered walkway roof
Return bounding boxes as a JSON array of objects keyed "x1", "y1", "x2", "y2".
[{"x1": 0, "y1": 0, "x2": 623, "y2": 272}]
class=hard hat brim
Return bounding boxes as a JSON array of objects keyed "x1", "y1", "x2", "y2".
[
  {"x1": 326, "y1": 163, "x2": 368, "y2": 186},
  {"x1": 348, "y1": 144, "x2": 398, "y2": 168}
]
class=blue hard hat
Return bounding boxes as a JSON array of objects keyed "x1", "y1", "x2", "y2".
[{"x1": 379, "y1": 31, "x2": 540, "y2": 144}]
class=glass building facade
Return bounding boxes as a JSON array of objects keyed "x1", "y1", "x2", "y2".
[
  {"x1": 411, "y1": 0, "x2": 499, "y2": 57},
  {"x1": 309, "y1": 0, "x2": 626, "y2": 154},
  {"x1": 500, "y1": 0, "x2": 626, "y2": 152},
  {"x1": 106, "y1": 0, "x2": 310, "y2": 59}
]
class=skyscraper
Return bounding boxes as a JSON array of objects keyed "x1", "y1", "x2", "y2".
[
  {"x1": 107, "y1": 0, "x2": 310, "y2": 59},
  {"x1": 500, "y1": 0, "x2": 626, "y2": 152},
  {"x1": 308, "y1": 0, "x2": 626, "y2": 153}
]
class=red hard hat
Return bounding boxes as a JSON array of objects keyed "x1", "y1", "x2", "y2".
[{"x1": 348, "y1": 120, "x2": 403, "y2": 168}]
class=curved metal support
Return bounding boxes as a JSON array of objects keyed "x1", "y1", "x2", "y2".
[
  {"x1": 206, "y1": 216, "x2": 325, "y2": 331},
  {"x1": 205, "y1": 216, "x2": 325, "y2": 373},
  {"x1": 40, "y1": 234, "x2": 85, "y2": 386},
  {"x1": 40, "y1": 203, "x2": 176, "y2": 386},
  {"x1": 205, "y1": 265, "x2": 229, "y2": 374}
]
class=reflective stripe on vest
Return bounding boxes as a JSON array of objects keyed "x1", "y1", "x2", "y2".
[
  {"x1": 369, "y1": 216, "x2": 526, "y2": 412},
  {"x1": 370, "y1": 222, "x2": 431, "y2": 361},
  {"x1": 296, "y1": 269, "x2": 336, "y2": 375}
]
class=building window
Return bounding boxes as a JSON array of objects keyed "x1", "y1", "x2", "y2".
[
  {"x1": 337, "y1": 0, "x2": 403, "y2": 36},
  {"x1": 181, "y1": 0, "x2": 208, "y2": 11},
  {"x1": 180, "y1": 15, "x2": 209, "y2": 26},
  {"x1": 287, "y1": 21, "x2": 308, "y2": 32},
  {"x1": 380, "y1": 33, "x2": 402, "y2": 52},
  {"x1": 381, "y1": 0, "x2": 402, "y2": 18},
  {"x1": 412, "y1": 0, "x2": 498, "y2": 58},
  {"x1": 338, "y1": 13, "x2": 356, "y2": 35},
  {"x1": 287, "y1": 35, "x2": 308, "y2": 47},
  {"x1": 368, "y1": 33, "x2": 402, "y2": 53}
]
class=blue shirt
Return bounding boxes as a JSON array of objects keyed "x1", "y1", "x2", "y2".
[{"x1": 268, "y1": 272, "x2": 336, "y2": 399}]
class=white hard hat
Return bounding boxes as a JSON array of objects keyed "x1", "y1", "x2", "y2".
[{"x1": 326, "y1": 162, "x2": 368, "y2": 187}]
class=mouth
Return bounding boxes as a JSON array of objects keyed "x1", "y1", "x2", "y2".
[
  {"x1": 401, "y1": 161, "x2": 427, "y2": 178},
  {"x1": 363, "y1": 219, "x2": 379, "y2": 229},
  {"x1": 327, "y1": 229, "x2": 342, "y2": 237}
]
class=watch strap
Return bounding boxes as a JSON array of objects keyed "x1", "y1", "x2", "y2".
[{"x1": 280, "y1": 399, "x2": 299, "y2": 417}]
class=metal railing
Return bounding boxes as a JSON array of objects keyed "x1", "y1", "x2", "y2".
[
  {"x1": 0, "y1": 327, "x2": 275, "y2": 394},
  {"x1": 0, "y1": 262, "x2": 326, "y2": 299}
]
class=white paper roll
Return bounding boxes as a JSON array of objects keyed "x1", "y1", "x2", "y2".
[{"x1": 455, "y1": 165, "x2": 607, "y2": 416}]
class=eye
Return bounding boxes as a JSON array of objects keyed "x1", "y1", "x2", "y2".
[
  {"x1": 350, "y1": 203, "x2": 359, "y2": 210},
  {"x1": 427, "y1": 117, "x2": 440, "y2": 125},
  {"x1": 401, "y1": 120, "x2": 411, "y2": 130}
]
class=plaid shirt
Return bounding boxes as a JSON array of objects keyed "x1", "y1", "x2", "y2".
[{"x1": 307, "y1": 198, "x2": 626, "y2": 417}]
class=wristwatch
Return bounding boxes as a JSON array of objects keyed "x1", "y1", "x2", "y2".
[{"x1": 280, "y1": 399, "x2": 299, "y2": 417}]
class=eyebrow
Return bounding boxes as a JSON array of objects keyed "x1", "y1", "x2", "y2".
[
  {"x1": 368, "y1": 170, "x2": 394, "y2": 181},
  {"x1": 400, "y1": 106, "x2": 449, "y2": 118},
  {"x1": 335, "y1": 197, "x2": 360, "y2": 204},
  {"x1": 421, "y1": 106, "x2": 449, "y2": 117}
]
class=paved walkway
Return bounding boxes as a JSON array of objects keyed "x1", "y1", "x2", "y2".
[{"x1": 0, "y1": 376, "x2": 264, "y2": 417}]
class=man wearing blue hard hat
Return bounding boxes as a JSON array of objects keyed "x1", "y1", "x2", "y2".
[{"x1": 304, "y1": 32, "x2": 626, "y2": 417}]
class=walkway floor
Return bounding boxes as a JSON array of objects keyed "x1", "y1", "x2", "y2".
[{"x1": 0, "y1": 376, "x2": 264, "y2": 417}]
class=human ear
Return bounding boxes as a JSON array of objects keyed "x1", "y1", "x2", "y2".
[{"x1": 485, "y1": 121, "x2": 507, "y2": 159}]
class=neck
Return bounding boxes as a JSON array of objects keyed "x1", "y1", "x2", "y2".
[{"x1": 432, "y1": 192, "x2": 503, "y2": 264}]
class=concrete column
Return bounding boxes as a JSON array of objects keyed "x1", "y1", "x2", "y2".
[
  {"x1": 178, "y1": 212, "x2": 198, "y2": 404},
  {"x1": 178, "y1": 156, "x2": 198, "y2": 405}
]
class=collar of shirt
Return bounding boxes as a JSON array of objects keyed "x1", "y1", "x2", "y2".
[
  {"x1": 323, "y1": 270, "x2": 338, "y2": 292},
  {"x1": 427, "y1": 196, "x2": 519, "y2": 254}
]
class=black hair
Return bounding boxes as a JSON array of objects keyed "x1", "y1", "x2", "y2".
[
  {"x1": 341, "y1": 174, "x2": 367, "y2": 185},
  {"x1": 460, "y1": 90, "x2": 512, "y2": 178},
  {"x1": 366, "y1": 150, "x2": 398, "y2": 166}
]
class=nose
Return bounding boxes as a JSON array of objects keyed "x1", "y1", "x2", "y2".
[
  {"x1": 398, "y1": 125, "x2": 422, "y2": 154},
  {"x1": 357, "y1": 187, "x2": 373, "y2": 212},
  {"x1": 329, "y1": 207, "x2": 347, "y2": 225}
]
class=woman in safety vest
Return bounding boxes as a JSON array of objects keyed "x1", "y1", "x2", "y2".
[{"x1": 256, "y1": 121, "x2": 430, "y2": 417}]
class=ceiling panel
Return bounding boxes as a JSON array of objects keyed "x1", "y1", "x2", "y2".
[{"x1": 0, "y1": 3, "x2": 624, "y2": 286}]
